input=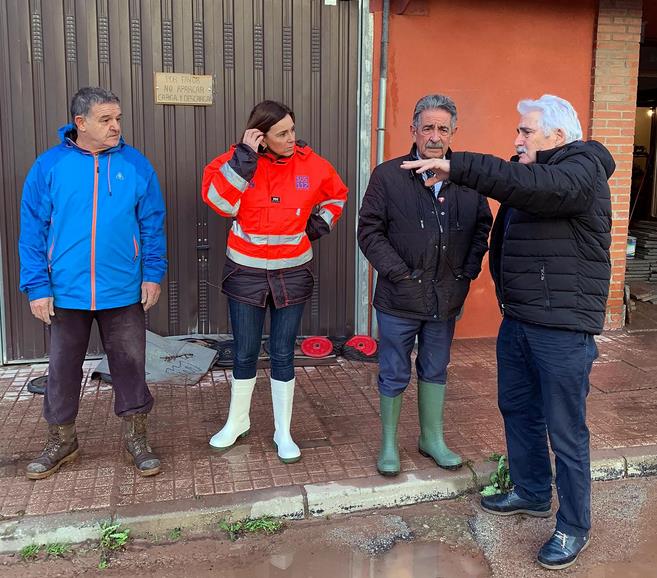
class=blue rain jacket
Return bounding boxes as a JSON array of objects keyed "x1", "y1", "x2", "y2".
[{"x1": 19, "y1": 124, "x2": 167, "y2": 310}]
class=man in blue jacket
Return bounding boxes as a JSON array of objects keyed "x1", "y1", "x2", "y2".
[{"x1": 19, "y1": 87, "x2": 167, "y2": 479}]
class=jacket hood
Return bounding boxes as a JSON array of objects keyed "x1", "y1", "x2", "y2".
[
  {"x1": 58, "y1": 123, "x2": 77, "y2": 144},
  {"x1": 583, "y1": 140, "x2": 616, "y2": 179},
  {"x1": 57, "y1": 123, "x2": 125, "y2": 153},
  {"x1": 537, "y1": 140, "x2": 615, "y2": 179}
]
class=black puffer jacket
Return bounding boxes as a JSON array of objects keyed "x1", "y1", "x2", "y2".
[
  {"x1": 358, "y1": 148, "x2": 492, "y2": 321},
  {"x1": 450, "y1": 140, "x2": 615, "y2": 334}
]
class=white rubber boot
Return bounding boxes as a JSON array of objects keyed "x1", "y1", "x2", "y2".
[
  {"x1": 270, "y1": 377, "x2": 301, "y2": 463},
  {"x1": 209, "y1": 377, "x2": 257, "y2": 449}
]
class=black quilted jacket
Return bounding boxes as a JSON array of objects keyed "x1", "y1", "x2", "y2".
[
  {"x1": 450, "y1": 140, "x2": 615, "y2": 334},
  {"x1": 358, "y1": 147, "x2": 492, "y2": 321}
]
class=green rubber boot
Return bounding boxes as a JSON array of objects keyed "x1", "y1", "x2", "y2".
[
  {"x1": 417, "y1": 381, "x2": 462, "y2": 470},
  {"x1": 377, "y1": 393, "x2": 403, "y2": 476}
]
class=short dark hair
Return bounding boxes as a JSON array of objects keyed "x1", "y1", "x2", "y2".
[
  {"x1": 246, "y1": 100, "x2": 295, "y2": 134},
  {"x1": 412, "y1": 94, "x2": 457, "y2": 130},
  {"x1": 70, "y1": 86, "x2": 120, "y2": 120}
]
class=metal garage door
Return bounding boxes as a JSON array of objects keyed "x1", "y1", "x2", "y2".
[{"x1": 0, "y1": 0, "x2": 360, "y2": 362}]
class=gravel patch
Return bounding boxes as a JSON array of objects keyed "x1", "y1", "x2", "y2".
[
  {"x1": 327, "y1": 514, "x2": 414, "y2": 556},
  {"x1": 468, "y1": 479, "x2": 651, "y2": 577}
]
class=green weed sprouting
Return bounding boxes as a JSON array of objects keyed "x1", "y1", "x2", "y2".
[{"x1": 480, "y1": 453, "x2": 513, "y2": 496}]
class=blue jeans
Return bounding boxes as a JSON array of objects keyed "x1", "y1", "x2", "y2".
[
  {"x1": 376, "y1": 309, "x2": 456, "y2": 397},
  {"x1": 229, "y1": 297, "x2": 305, "y2": 381},
  {"x1": 497, "y1": 316, "x2": 598, "y2": 536}
]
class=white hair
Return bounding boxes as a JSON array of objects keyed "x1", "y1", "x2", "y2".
[{"x1": 517, "y1": 94, "x2": 582, "y2": 144}]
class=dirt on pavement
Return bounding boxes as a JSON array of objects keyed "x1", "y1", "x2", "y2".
[{"x1": 1, "y1": 477, "x2": 657, "y2": 577}]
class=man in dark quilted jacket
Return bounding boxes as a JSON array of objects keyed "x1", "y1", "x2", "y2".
[{"x1": 402, "y1": 94, "x2": 615, "y2": 571}]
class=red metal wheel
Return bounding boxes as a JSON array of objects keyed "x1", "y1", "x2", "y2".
[
  {"x1": 345, "y1": 335, "x2": 378, "y2": 357},
  {"x1": 300, "y1": 336, "x2": 334, "y2": 358}
]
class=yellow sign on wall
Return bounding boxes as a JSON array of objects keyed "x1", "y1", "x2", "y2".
[{"x1": 155, "y1": 73, "x2": 213, "y2": 106}]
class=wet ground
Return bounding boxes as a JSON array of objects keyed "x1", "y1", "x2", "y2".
[
  {"x1": 2, "y1": 476, "x2": 657, "y2": 577},
  {"x1": 3, "y1": 330, "x2": 657, "y2": 521},
  {"x1": 626, "y1": 300, "x2": 657, "y2": 332}
]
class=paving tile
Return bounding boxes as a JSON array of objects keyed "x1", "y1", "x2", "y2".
[
  {"x1": 0, "y1": 331, "x2": 655, "y2": 518},
  {"x1": 589, "y1": 360, "x2": 657, "y2": 392}
]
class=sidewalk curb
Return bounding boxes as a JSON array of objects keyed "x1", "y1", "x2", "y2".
[
  {"x1": 1, "y1": 448, "x2": 655, "y2": 553},
  {"x1": 623, "y1": 445, "x2": 657, "y2": 477},
  {"x1": 0, "y1": 486, "x2": 305, "y2": 554},
  {"x1": 590, "y1": 448, "x2": 626, "y2": 481},
  {"x1": 304, "y1": 460, "x2": 496, "y2": 517},
  {"x1": 113, "y1": 486, "x2": 306, "y2": 537}
]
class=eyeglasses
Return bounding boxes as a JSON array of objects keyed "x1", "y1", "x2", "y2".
[{"x1": 419, "y1": 124, "x2": 452, "y2": 137}]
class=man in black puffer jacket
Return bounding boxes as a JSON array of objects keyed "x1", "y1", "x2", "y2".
[
  {"x1": 402, "y1": 94, "x2": 614, "y2": 571},
  {"x1": 358, "y1": 94, "x2": 492, "y2": 478}
]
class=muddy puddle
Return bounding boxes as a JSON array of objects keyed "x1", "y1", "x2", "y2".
[{"x1": 220, "y1": 541, "x2": 490, "y2": 578}]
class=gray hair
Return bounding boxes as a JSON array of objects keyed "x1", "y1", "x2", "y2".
[
  {"x1": 70, "y1": 86, "x2": 120, "y2": 120},
  {"x1": 412, "y1": 94, "x2": 458, "y2": 130},
  {"x1": 517, "y1": 94, "x2": 582, "y2": 143}
]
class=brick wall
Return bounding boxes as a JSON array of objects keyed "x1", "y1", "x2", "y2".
[{"x1": 590, "y1": 0, "x2": 642, "y2": 329}]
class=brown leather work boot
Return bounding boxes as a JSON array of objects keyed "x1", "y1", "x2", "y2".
[
  {"x1": 26, "y1": 422, "x2": 79, "y2": 480},
  {"x1": 122, "y1": 414, "x2": 161, "y2": 477}
]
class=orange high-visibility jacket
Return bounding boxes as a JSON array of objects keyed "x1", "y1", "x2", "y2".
[{"x1": 202, "y1": 142, "x2": 348, "y2": 270}]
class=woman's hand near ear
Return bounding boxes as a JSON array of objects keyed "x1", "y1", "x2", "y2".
[{"x1": 242, "y1": 129, "x2": 265, "y2": 153}]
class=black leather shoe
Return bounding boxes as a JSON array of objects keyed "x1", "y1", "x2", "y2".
[
  {"x1": 537, "y1": 530, "x2": 590, "y2": 570},
  {"x1": 480, "y1": 490, "x2": 551, "y2": 517}
]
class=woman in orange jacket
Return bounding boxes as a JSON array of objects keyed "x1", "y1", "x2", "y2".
[{"x1": 201, "y1": 100, "x2": 348, "y2": 463}]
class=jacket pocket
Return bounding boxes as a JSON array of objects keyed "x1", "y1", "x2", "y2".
[
  {"x1": 387, "y1": 277, "x2": 430, "y2": 315},
  {"x1": 221, "y1": 260, "x2": 242, "y2": 284},
  {"x1": 447, "y1": 275, "x2": 471, "y2": 313},
  {"x1": 221, "y1": 261, "x2": 265, "y2": 306},
  {"x1": 540, "y1": 262, "x2": 551, "y2": 311},
  {"x1": 279, "y1": 265, "x2": 315, "y2": 305},
  {"x1": 303, "y1": 263, "x2": 317, "y2": 283}
]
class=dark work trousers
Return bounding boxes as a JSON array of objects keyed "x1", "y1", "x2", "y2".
[
  {"x1": 497, "y1": 316, "x2": 598, "y2": 537},
  {"x1": 44, "y1": 302, "x2": 154, "y2": 424},
  {"x1": 228, "y1": 297, "x2": 306, "y2": 382},
  {"x1": 376, "y1": 309, "x2": 456, "y2": 397}
]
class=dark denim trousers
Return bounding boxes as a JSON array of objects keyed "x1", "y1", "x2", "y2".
[
  {"x1": 376, "y1": 309, "x2": 456, "y2": 397},
  {"x1": 45, "y1": 302, "x2": 154, "y2": 424},
  {"x1": 228, "y1": 297, "x2": 305, "y2": 381},
  {"x1": 497, "y1": 316, "x2": 598, "y2": 536}
]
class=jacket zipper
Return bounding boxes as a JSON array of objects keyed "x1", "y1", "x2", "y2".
[
  {"x1": 48, "y1": 239, "x2": 55, "y2": 272},
  {"x1": 499, "y1": 208, "x2": 512, "y2": 311},
  {"x1": 133, "y1": 235, "x2": 140, "y2": 261},
  {"x1": 540, "y1": 263, "x2": 551, "y2": 310},
  {"x1": 429, "y1": 191, "x2": 443, "y2": 234},
  {"x1": 417, "y1": 188, "x2": 446, "y2": 292},
  {"x1": 91, "y1": 154, "x2": 99, "y2": 310}
]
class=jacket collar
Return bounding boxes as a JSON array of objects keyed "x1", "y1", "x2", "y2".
[
  {"x1": 535, "y1": 143, "x2": 577, "y2": 164},
  {"x1": 260, "y1": 140, "x2": 312, "y2": 165},
  {"x1": 58, "y1": 123, "x2": 125, "y2": 155},
  {"x1": 407, "y1": 144, "x2": 452, "y2": 184},
  {"x1": 408, "y1": 143, "x2": 453, "y2": 161}
]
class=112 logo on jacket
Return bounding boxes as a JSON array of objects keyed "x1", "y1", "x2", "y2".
[{"x1": 295, "y1": 175, "x2": 310, "y2": 190}]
